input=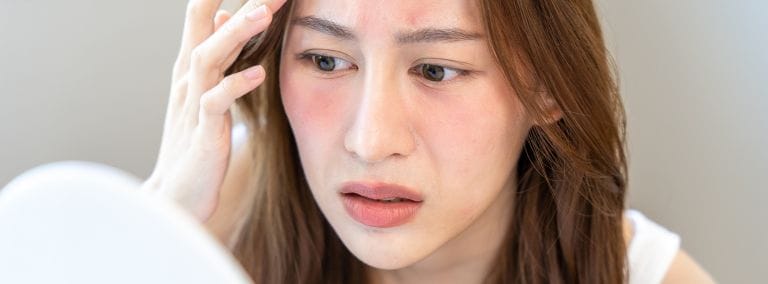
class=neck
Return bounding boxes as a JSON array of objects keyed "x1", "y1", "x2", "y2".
[{"x1": 366, "y1": 183, "x2": 515, "y2": 284}]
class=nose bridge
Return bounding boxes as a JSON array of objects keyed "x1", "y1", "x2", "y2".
[{"x1": 344, "y1": 60, "x2": 416, "y2": 163}]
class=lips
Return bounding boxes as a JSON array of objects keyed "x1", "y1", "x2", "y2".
[
  {"x1": 340, "y1": 182, "x2": 423, "y2": 228},
  {"x1": 340, "y1": 182, "x2": 424, "y2": 202}
]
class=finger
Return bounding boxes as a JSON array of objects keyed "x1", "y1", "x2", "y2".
[
  {"x1": 222, "y1": 42, "x2": 247, "y2": 72},
  {"x1": 220, "y1": 0, "x2": 289, "y2": 74},
  {"x1": 194, "y1": 0, "x2": 288, "y2": 75},
  {"x1": 174, "y1": 0, "x2": 285, "y2": 81},
  {"x1": 214, "y1": 10, "x2": 243, "y2": 72},
  {"x1": 193, "y1": 4, "x2": 271, "y2": 76},
  {"x1": 213, "y1": 10, "x2": 232, "y2": 32},
  {"x1": 239, "y1": 0, "x2": 288, "y2": 15},
  {"x1": 174, "y1": 0, "x2": 225, "y2": 80},
  {"x1": 181, "y1": 0, "x2": 225, "y2": 57},
  {"x1": 185, "y1": 1, "x2": 285, "y2": 125},
  {"x1": 200, "y1": 65, "x2": 264, "y2": 115},
  {"x1": 197, "y1": 65, "x2": 265, "y2": 141}
]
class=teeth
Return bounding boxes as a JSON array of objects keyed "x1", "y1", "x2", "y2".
[{"x1": 381, "y1": 198, "x2": 403, "y2": 202}]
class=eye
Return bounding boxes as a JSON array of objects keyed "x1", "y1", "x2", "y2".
[
  {"x1": 312, "y1": 55, "x2": 336, "y2": 71},
  {"x1": 417, "y1": 64, "x2": 463, "y2": 82},
  {"x1": 305, "y1": 54, "x2": 354, "y2": 72}
]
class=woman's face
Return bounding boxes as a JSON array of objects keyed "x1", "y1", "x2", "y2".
[{"x1": 279, "y1": 0, "x2": 532, "y2": 269}]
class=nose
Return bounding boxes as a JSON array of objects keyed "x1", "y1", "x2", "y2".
[{"x1": 344, "y1": 67, "x2": 416, "y2": 163}]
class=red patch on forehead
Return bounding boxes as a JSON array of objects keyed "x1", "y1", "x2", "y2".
[{"x1": 405, "y1": 10, "x2": 426, "y2": 26}]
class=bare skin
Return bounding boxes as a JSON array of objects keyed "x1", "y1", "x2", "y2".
[
  {"x1": 141, "y1": 0, "x2": 288, "y2": 221},
  {"x1": 206, "y1": 129, "x2": 716, "y2": 283},
  {"x1": 142, "y1": 0, "x2": 716, "y2": 282}
]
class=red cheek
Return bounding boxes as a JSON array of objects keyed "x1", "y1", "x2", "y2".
[{"x1": 283, "y1": 78, "x2": 348, "y2": 135}]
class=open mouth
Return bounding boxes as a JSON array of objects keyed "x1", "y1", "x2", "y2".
[
  {"x1": 341, "y1": 193, "x2": 418, "y2": 203},
  {"x1": 339, "y1": 182, "x2": 424, "y2": 228}
]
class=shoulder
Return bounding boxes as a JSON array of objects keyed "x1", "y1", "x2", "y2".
[
  {"x1": 661, "y1": 249, "x2": 716, "y2": 284},
  {"x1": 623, "y1": 210, "x2": 716, "y2": 284}
]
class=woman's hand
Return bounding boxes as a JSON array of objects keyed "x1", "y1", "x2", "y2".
[{"x1": 142, "y1": 0, "x2": 287, "y2": 221}]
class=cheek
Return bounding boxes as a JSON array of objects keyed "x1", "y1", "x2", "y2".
[
  {"x1": 420, "y1": 91, "x2": 528, "y2": 229},
  {"x1": 425, "y1": 96, "x2": 526, "y2": 174},
  {"x1": 417, "y1": 82, "x2": 530, "y2": 202},
  {"x1": 279, "y1": 66, "x2": 349, "y2": 148},
  {"x1": 280, "y1": 64, "x2": 357, "y2": 195}
]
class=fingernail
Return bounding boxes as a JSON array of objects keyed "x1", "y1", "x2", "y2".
[
  {"x1": 246, "y1": 5, "x2": 268, "y2": 21},
  {"x1": 243, "y1": 66, "x2": 264, "y2": 79}
]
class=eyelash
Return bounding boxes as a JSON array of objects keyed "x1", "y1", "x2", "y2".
[{"x1": 295, "y1": 52, "x2": 472, "y2": 85}]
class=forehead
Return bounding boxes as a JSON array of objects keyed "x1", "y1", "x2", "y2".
[{"x1": 291, "y1": 0, "x2": 483, "y2": 32}]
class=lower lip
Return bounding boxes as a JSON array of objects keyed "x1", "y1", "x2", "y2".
[{"x1": 341, "y1": 194, "x2": 422, "y2": 228}]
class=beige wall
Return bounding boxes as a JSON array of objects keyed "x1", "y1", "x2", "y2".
[
  {"x1": 1, "y1": 1, "x2": 765, "y2": 282},
  {"x1": 597, "y1": 1, "x2": 767, "y2": 282}
]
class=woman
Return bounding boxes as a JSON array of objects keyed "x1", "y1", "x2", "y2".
[{"x1": 142, "y1": 0, "x2": 715, "y2": 282}]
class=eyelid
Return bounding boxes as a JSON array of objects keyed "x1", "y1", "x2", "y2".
[
  {"x1": 294, "y1": 51, "x2": 476, "y2": 85},
  {"x1": 296, "y1": 50, "x2": 358, "y2": 78},
  {"x1": 297, "y1": 50, "x2": 356, "y2": 67},
  {"x1": 409, "y1": 63, "x2": 473, "y2": 85},
  {"x1": 413, "y1": 57, "x2": 477, "y2": 72}
]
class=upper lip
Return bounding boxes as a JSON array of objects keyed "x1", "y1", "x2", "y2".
[{"x1": 340, "y1": 181, "x2": 424, "y2": 202}]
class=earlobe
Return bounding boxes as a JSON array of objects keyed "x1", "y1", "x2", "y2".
[{"x1": 534, "y1": 92, "x2": 563, "y2": 126}]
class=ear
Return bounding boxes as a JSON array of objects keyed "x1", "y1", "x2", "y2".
[{"x1": 533, "y1": 92, "x2": 563, "y2": 126}]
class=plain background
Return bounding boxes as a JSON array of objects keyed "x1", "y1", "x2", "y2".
[{"x1": 1, "y1": 0, "x2": 765, "y2": 282}]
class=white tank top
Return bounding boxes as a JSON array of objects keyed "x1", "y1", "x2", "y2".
[{"x1": 626, "y1": 209, "x2": 681, "y2": 284}]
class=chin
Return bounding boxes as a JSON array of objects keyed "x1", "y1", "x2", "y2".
[
  {"x1": 347, "y1": 242, "x2": 424, "y2": 270},
  {"x1": 333, "y1": 224, "x2": 435, "y2": 270}
]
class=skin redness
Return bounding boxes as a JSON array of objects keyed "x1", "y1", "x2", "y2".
[{"x1": 278, "y1": 0, "x2": 533, "y2": 280}]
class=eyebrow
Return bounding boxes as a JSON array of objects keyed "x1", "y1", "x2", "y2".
[
  {"x1": 292, "y1": 16, "x2": 483, "y2": 44},
  {"x1": 293, "y1": 16, "x2": 356, "y2": 40}
]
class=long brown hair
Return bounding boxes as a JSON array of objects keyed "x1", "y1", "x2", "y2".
[{"x1": 227, "y1": 0, "x2": 628, "y2": 283}]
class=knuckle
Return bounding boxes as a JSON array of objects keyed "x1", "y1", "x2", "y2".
[
  {"x1": 175, "y1": 74, "x2": 189, "y2": 88},
  {"x1": 172, "y1": 62, "x2": 187, "y2": 80},
  {"x1": 220, "y1": 74, "x2": 239, "y2": 89},
  {"x1": 199, "y1": 92, "x2": 219, "y2": 113},
  {"x1": 219, "y1": 23, "x2": 248, "y2": 46},
  {"x1": 190, "y1": 46, "x2": 212, "y2": 69},
  {"x1": 170, "y1": 76, "x2": 189, "y2": 101},
  {"x1": 223, "y1": 13, "x2": 262, "y2": 42},
  {"x1": 220, "y1": 20, "x2": 237, "y2": 36}
]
